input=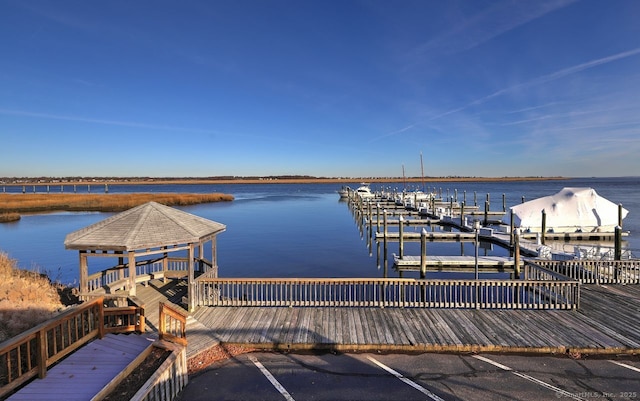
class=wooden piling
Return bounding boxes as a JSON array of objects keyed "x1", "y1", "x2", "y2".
[
  {"x1": 618, "y1": 204, "x2": 623, "y2": 229},
  {"x1": 398, "y1": 215, "x2": 404, "y2": 259},
  {"x1": 541, "y1": 209, "x2": 547, "y2": 245},
  {"x1": 420, "y1": 228, "x2": 427, "y2": 279},
  {"x1": 615, "y1": 226, "x2": 622, "y2": 260},
  {"x1": 514, "y1": 229, "x2": 521, "y2": 279},
  {"x1": 383, "y1": 209, "x2": 388, "y2": 274},
  {"x1": 509, "y1": 210, "x2": 514, "y2": 248},
  {"x1": 484, "y1": 200, "x2": 488, "y2": 226}
]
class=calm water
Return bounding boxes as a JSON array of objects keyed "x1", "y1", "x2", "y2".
[{"x1": 1, "y1": 177, "x2": 638, "y2": 284}]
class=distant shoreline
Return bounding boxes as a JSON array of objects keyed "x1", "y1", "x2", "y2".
[{"x1": 1, "y1": 176, "x2": 568, "y2": 186}]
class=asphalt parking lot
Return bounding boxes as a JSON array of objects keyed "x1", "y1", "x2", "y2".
[{"x1": 177, "y1": 351, "x2": 640, "y2": 401}]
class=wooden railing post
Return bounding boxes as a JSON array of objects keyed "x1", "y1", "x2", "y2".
[
  {"x1": 36, "y1": 329, "x2": 47, "y2": 379},
  {"x1": 98, "y1": 300, "x2": 105, "y2": 339},
  {"x1": 159, "y1": 302, "x2": 166, "y2": 340}
]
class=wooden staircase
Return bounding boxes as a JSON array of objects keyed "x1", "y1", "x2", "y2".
[{"x1": 7, "y1": 334, "x2": 154, "y2": 401}]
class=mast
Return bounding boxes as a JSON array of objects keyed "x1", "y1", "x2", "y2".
[
  {"x1": 402, "y1": 164, "x2": 406, "y2": 191},
  {"x1": 420, "y1": 152, "x2": 425, "y2": 192}
]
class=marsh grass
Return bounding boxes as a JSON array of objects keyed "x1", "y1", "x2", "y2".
[
  {"x1": 0, "y1": 252, "x2": 64, "y2": 342},
  {"x1": 0, "y1": 193, "x2": 233, "y2": 213},
  {"x1": 0, "y1": 213, "x2": 20, "y2": 223}
]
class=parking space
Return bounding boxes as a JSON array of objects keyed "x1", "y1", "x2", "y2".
[{"x1": 177, "y1": 352, "x2": 640, "y2": 401}]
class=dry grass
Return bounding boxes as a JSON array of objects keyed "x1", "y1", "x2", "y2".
[
  {"x1": 0, "y1": 193, "x2": 234, "y2": 214},
  {"x1": 0, "y1": 213, "x2": 20, "y2": 223},
  {"x1": 0, "y1": 252, "x2": 65, "y2": 342}
]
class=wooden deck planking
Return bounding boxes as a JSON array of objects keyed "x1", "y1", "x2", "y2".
[{"x1": 132, "y1": 281, "x2": 640, "y2": 355}]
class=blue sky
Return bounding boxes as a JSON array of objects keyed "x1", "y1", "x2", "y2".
[{"x1": 1, "y1": 0, "x2": 639, "y2": 178}]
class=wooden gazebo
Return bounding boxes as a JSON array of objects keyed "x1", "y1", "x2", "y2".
[{"x1": 64, "y1": 201, "x2": 226, "y2": 310}]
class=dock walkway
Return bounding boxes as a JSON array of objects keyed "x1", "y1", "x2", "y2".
[
  {"x1": 134, "y1": 279, "x2": 640, "y2": 357},
  {"x1": 393, "y1": 255, "x2": 522, "y2": 272}
]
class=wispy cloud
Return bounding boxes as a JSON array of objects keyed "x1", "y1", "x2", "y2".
[
  {"x1": 369, "y1": 123, "x2": 417, "y2": 143},
  {"x1": 411, "y1": 0, "x2": 577, "y2": 57},
  {"x1": 0, "y1": 108, "x2": 224, "y2": 135},
  {"x1": 436, "y1": 46, "x2": 640, "y2": 120}
]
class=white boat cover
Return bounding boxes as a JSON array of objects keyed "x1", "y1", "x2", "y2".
[{"x1": 502, "y1": 187, "x2": 628, "y2": 233}]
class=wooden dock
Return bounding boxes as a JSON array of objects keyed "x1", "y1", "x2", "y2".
[
  {"x1": 132, "y1": 279, "x2": 640, "y2": 356},
  {"x1": 393, "y1": 255, "x2": 522, "y2": 272}
]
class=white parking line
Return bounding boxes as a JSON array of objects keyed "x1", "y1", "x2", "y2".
[
  {"x1": 366, "y1": 356, "x2": 445, "y2": 401},
  {"x1": 472, "y1": 355, "x2": 587, "y2": 401},
  {"x1": 249, "y1": 355, "x2": 295, "y2": 401},
  {"x1": 609, "y1": 360, "x2": 640, "y2": 373}
]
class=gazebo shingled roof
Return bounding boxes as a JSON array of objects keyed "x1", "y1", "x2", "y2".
[
  {"x1": 64, "y1": 201, "x2": 226, "y2": 251},
  {"x1": 64, "y1": 201, "x2": 226, "y2": 308}
]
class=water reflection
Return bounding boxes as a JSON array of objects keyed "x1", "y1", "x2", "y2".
[{"x1": 1, "y1": 178, "x2": 638, "y2": 284}]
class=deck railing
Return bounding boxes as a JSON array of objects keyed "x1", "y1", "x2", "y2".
[
  {"x1": 158, "y1": 302, "x2": 188, "y2": 346},
  {"x1": 0, "y1": 296, "x2": 145, "y2": 399},
  {"x1": 531, "y1": 259, "x2": 640, "y2": 284},
  {"x1": 195, "y1": 277, "x2": 579, "y2": 310}
]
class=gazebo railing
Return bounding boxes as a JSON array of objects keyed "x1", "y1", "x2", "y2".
[{"x1": 86, "y1": 256, "x2": 212, "y2": 293}]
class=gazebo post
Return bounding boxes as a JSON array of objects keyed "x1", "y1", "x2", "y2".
[
  {"x1": 188, "y1": 243, "x2": 195, "y2": 312},
  {"x1": 198, "y1": 242, "x2": 204, "y2": 273},
  {"x1": 162, "y1": 246, "x2": 168, "y2": 284},
  {"x1": 211, "y1": 237, "x2": 218, "y2": 277},
  {"x1": 117, "y1": 251, "x2": 124, "y2": 281},
  {"x1": 128, "y1": 252, "x2": 136, "y2": 296}
]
